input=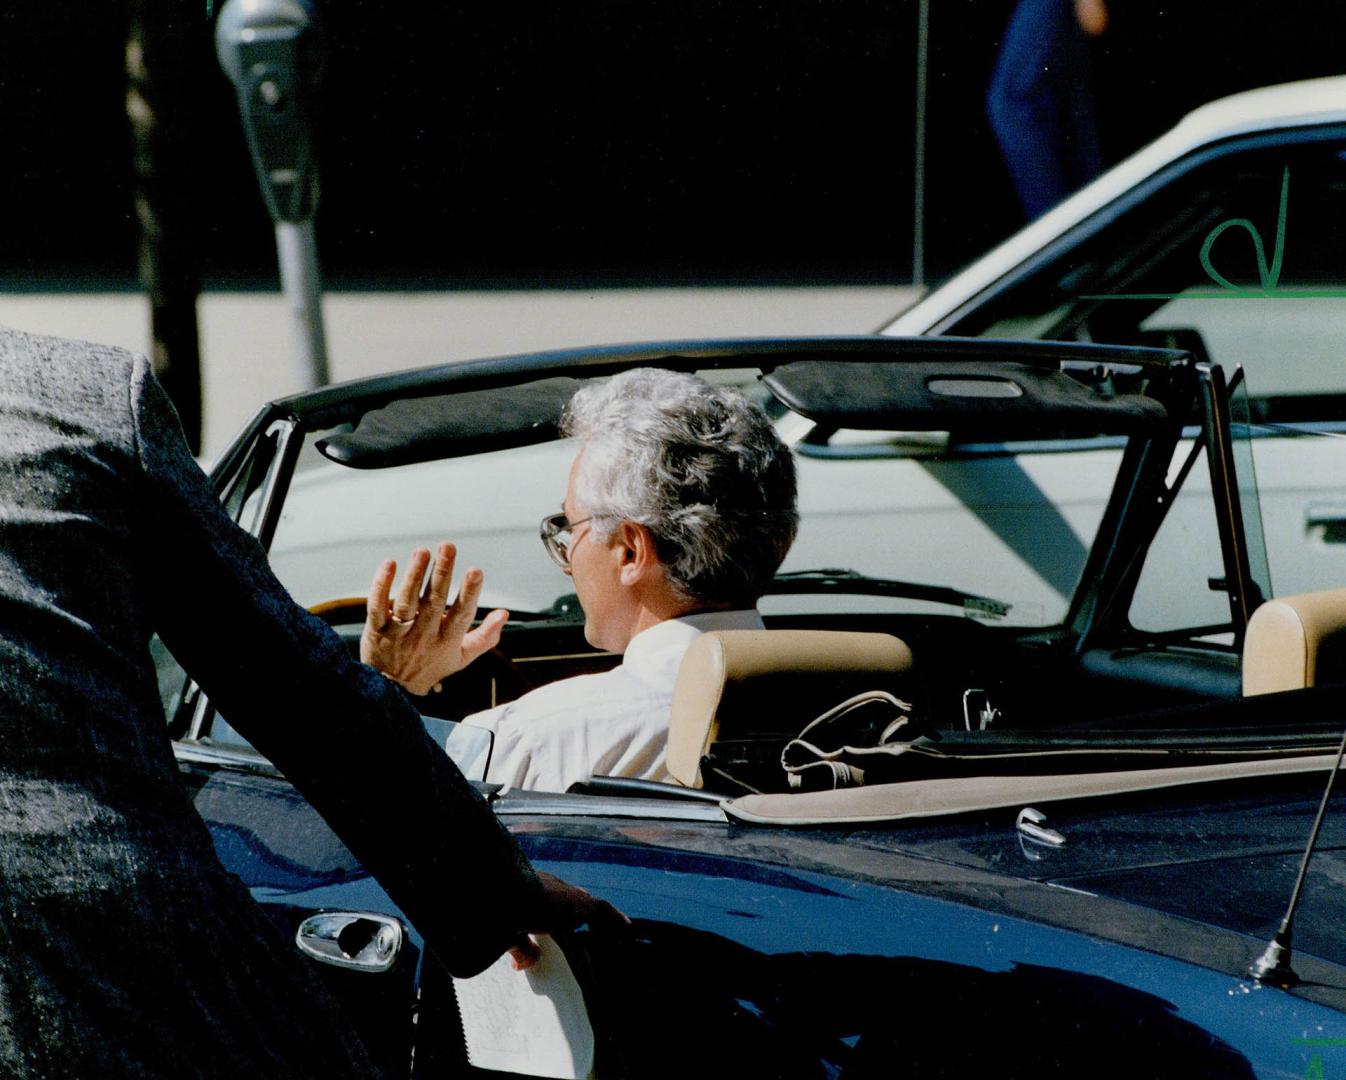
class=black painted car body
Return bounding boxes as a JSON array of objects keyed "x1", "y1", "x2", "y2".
[{"x1": 169, "y1": 337, "x2": 1346, "y2": 1077}]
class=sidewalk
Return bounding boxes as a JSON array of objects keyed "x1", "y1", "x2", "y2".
[{"x1": 0, "y1": 286, "x2": 919, "y2": 459}]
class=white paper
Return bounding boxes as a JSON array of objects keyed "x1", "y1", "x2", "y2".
[{"x1": 452, "y1": 936, "x2": 595, "y2": 1079}]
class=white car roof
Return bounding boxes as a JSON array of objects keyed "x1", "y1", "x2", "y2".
[{"x1": 883, "y1": 76, "x2": 1346, "y2": 336}]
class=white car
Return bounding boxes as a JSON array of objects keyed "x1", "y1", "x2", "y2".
[{"x1": 884, "y1": 76, "x2": 1346, "y2": 612}]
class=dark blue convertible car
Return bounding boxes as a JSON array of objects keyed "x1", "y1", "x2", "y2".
[{"x1": 166, "y1": 337, "x2": 1346, "y2": 1077}]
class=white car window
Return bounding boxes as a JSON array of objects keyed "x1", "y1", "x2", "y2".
[{"x1": 973, "y1": 134, "x2": 1346, "y2": 408}]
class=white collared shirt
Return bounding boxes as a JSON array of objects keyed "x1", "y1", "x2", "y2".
[{"x1": 462, "y1": 609, "x2": 765, "y2": 792}]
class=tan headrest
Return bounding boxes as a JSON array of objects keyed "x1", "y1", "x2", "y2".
[
  {"x1": 1242, "y1": 588, "x2": 1346, "y2": 696},
  {"x1": 666, "y1": 630, "x2": 914, "y2": 788}
]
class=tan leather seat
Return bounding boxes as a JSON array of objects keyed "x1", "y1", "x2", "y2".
[
  {"x1": 1242, "y1": 588, "x2": 1346, "y2": 696},
  {"x1": 666, "y1": 629, "x2": 915, "y2": 789}
]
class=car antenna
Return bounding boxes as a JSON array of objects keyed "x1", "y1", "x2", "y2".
[{"x1": 1249, "y1": 716, "x2": 1346, "y2": 986}]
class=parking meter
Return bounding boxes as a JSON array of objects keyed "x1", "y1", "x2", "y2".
[
  {"x1": 216, "y1": 0, "x2": 322, "y2": 223},
  {"x1": 216, "y1": 0, "x2": 330, "y2": 387}
]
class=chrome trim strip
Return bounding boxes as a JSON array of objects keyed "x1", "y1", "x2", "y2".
[
  {"x1": 494, "y1": 792, "x2": 727, "y2": 823},
  {"x1": 172, "y1": 741, "x2": 283, "y2": 777}
]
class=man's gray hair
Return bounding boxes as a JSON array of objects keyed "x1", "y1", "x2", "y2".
[{"x1": 561, "y1": 367, "x2": 798, "y2": 607}]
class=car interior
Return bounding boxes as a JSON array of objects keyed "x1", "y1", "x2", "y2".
[{"x1": 165, "y1": 337, "x2": 1345, "y2": 796}]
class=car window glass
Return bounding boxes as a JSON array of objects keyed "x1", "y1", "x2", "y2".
[
  {"x1": 963, "y1": 137, "x2": 1346, "y2": 618},
  {"x1": 1129, "y1": 438, "x2": 1231, "y2": 636},
  {"x1": 151, "y1": 634, "x2": 186, "y2": 723},
  {"x1": 771, "y1": 435, "x2": 1123, "y2": 627},
  {"x1": 267, "y1": 437, "x2": 580, "y2": 614},
  {"x1": 1228, "y1": 369, "x2": 1273, "y2": 603},
  {"x1": 1133, "y1": 144, "x2": 1346, "y2": 402},
  {"x1": 265, "y1": 419, "x2": 1129, "y2": 630},
  {"x1": 969, "y1": 133, "x2": 1346, "y2": 411},
  {"x1": 1244, "y1": 422, "x2": 1346, "y2": 599}
]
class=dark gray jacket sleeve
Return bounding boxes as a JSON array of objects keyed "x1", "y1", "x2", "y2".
[{"x1": 127, "y1": 357, "x2": 543, "y2": 977}]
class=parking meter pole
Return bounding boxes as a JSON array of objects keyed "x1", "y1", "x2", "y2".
[
  {"x1": 276, "y1": 220, "x2": 330, "y2": 389},
  {"x1": 912, "y1": 0, "x2": 928, "y2": 288}
]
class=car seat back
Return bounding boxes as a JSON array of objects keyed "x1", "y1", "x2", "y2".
[
  {"x1": 666, "y1": 629, "x2": 915, "y2": 790},
  {"x1": 1242, "y1": 588, "x2": 1346, "y2": 695}
]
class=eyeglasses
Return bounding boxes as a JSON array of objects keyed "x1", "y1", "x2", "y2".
[{"x1": 539, "y1": 511, "x2": 605, "y2": 569}]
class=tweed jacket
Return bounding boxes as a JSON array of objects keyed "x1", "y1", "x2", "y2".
[{"x1": 0, "y1": 328, "x2": 542, "y2": 1076}]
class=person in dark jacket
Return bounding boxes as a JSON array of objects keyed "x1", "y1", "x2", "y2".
[
  {"x1": 987, "y1": 0, "x2": 1107, "y2": 219},
  {"x1": 0, "y1": 327, "x2": 616, "y2": 1077}
]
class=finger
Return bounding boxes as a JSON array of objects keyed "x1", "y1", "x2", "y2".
[
  {"x1": 424, "y1": 541, "x2": 458, "y2": 612},
  {"x1": 533, "y1": 871, "x2": 631, "y2": 935},
  {"x1": 366, "y1": 559, "x2": 397, "y2": 629},
  {"x1": 391, "y1": 548, "x2": 431, "y2": 623},
  {"x1": 508, "y1": 937, "x2": 541, "y2": 971},
  {"x1": 586, "y1": 897, "x2": 632, "y2": 931},
  {"x1": 460, "y1": 608, "x2": 509, "y2": 665},
  {"x1": 443, "y1": 567, "x2": 485, "y2": 639}
]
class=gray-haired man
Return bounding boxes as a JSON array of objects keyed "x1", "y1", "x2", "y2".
[{"x1": 366, "y1": 367, "x2": 798, "y2": 792}]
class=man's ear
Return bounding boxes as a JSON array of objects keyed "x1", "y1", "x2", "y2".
[{"x1": 615, "y1": 521, "x2": 659, "y2": 586}]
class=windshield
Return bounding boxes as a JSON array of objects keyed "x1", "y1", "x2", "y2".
[{"x1": 265, "y1": 408, "x2": 1130, "y2": 630}]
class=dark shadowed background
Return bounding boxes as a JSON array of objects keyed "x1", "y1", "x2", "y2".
[{"x1": 2, "y1": 1, "x2": 1344, "y2": 291}]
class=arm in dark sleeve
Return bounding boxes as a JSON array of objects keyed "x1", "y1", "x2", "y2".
[{"x1": 128, "y1": 358, "x2": 543, "y2": 977}]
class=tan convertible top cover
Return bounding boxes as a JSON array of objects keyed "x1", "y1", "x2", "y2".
[{"x1": 723, "y1": 753, "x2": 1341, "y2": 826}]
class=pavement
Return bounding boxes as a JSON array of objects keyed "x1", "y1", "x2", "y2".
[{"x1": 0, "y1": 286, "x2": 920, "y2": 459}]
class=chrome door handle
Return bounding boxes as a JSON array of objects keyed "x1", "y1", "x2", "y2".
[
  {"x1": 296, "y1": 911, "x2": 403, "y2": 973},
  {"x1": 1016, "y1": 807, "x2": 1066, "y2": 847},
  {"x1": 1306, "y1": 504, "x2": 1346, "y2": 544}
]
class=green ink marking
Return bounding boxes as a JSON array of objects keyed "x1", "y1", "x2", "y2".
[
  {"x1": 1199, "y1": 167, "x2": 1290, "y2": 294},
  {"x1": 1081, "y1": 289, "x2": 1346, "y2": 300},
  {"x1": 1082, "y1": 167, "x2": 1322, "y2": 301}
]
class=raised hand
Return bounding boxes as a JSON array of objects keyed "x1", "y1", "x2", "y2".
[{"x1": 360, "y1": 542, "x2": 509, "y2": 695}]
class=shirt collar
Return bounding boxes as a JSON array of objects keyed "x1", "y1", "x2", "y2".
[
  {"x1": 675, "y1": 609, "x2": 766, "y2": 634},
  {"x1": 622, "y1": 608, "x2": 765, "y2": 682}
]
